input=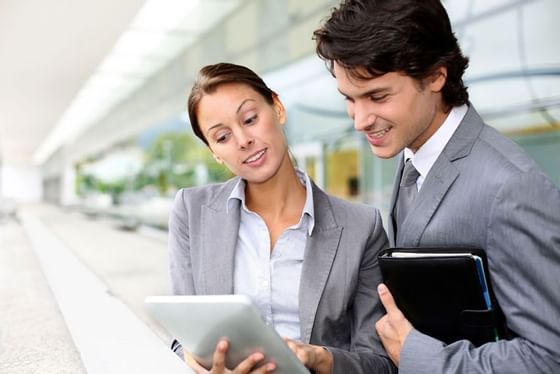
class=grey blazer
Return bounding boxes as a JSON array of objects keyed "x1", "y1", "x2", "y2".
[
  {"x1": 388, "y1": 105, "x2": 560, "y2": 373},
  {"x1": 168, "y1": 177, "x2": 395, "y2": 373}
]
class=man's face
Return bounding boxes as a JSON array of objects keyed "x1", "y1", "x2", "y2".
[{"x1": 333, "y1": 62, "x2": 447, "y2": 158}]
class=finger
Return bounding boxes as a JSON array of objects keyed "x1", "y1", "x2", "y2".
[
  {"x1": 375, "y1": 315, "x2": 389, "y2": 338},
  {"x1": 212, "y1": 339, "x2": 228, "y2": 371},
  {"x1": 284, "y1": 339, "x2": 307, "y2": 364},
  {"x1": 293, "y1": 346, "x2": 309, "y2": 365},
  {"x1": 252, "y1": 362, "x2": 276, "y2": 373},
  {"x1": 233, "y1": 352, "x2": 264, "y2": 373},
  {"x1": 184, "y1": 351, "x2": 207, "y2": 373},
  {"x1": 284, "y1": 338, "x2": 297, "y2": 353},
  {"x1": 378, "y1": 283, "x2": 400, "y2": 314}
]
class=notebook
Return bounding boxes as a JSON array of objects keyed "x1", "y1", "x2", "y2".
[{"x1": 378, "y1": 247, "x2": 505, "y2": 346}]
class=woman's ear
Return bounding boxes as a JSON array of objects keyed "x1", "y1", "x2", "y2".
[{"x1": 273, "y1": 95, "x2": 287, "y2": 125}]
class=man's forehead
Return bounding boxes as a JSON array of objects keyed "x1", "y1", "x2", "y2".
[
  {"x1": 333, "y1": 62, "x2": 383, "y2": 83},
  {"x1": 333, "y1": 61, "x2": 366, "y2": 76},
  {"x1": 334, "y1": 64, "x2": 383, "y2": 91}
]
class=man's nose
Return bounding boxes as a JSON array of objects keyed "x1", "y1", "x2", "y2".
[{"x1": 352, "y1": 101, "x2": 376, "y2": 132}]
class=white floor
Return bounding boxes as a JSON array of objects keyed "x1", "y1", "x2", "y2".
[{"x1": 1, "y1": 204, "x2": 191, "y2": 373}]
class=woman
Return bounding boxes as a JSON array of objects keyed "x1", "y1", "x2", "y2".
[{"x1": 168, "y1": 63, "x2": 394, "y2": 374}]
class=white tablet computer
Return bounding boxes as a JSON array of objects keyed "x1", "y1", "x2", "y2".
[{"x1": 145, "y1": 295, "x2": 308, "y2": 374}]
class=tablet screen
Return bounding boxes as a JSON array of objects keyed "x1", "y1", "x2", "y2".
[{"x1": 145, "y1": 294, "x2": 308, "y2": 374}]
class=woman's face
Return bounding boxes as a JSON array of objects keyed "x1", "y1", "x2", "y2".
[{"x1": 197, "y1": 82, "x2": 288, "y2": 184}]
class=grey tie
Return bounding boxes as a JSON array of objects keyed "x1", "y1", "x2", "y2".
[{"x1": 395, "y1": 159, "x2": 420, "y2": 236}]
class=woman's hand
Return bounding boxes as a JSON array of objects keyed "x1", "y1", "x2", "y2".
[
  {"x1": 184, "y1": 339, "x2": 276, "y2": 374},
  {"x1": 284, "y1": 338, "x2": 333, "y2": 374}
]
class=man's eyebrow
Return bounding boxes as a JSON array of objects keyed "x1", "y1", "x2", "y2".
[
  {"x1": 236, "y1": 98, "x2": 256, "y2": 113},
  {"x1": 337, "y1": 88, "x2": 348, "y2": 97},
  {"x1": 338, "y1": 87, "x2": 391, "y2": 99},
  {"x1": 362, "y1": 87, "x2": 391, "y2": 97}
]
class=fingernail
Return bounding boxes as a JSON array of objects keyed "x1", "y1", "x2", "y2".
[{"x1": 378, "y1": 284, "x2": 387, "y2": 294}]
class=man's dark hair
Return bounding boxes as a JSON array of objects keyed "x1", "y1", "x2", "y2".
[{"x1": 314, "y1": 0, "x2": 469, "y2": 109}]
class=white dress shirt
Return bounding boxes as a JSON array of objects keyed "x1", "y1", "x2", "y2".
[
  {"x1": 404, "y1": 104, "x2": 468, "y2": 190},
  {"x1": 227, "y1": 169, "x2": 315, "y2": 340}
]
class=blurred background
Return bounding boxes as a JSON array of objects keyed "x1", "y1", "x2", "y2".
[{"x1": 1, "y1": 0, "x2": 559, "y2": 373}]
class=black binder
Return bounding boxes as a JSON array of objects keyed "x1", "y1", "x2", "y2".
[{"x1": 378, "y1": 247, "x2": 506, "y2": 346}]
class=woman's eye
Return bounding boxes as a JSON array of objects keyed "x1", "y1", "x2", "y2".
[
  {"x1": 244, "y1": 115, "x2": 257, "y2": 125},
  {"x1": 215, "y1": 132, "x2": 230, "y2": 143}
]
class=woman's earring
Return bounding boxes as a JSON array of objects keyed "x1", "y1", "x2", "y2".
[{"x1": 212, "y1": 154, "x2": 224, "y2": 164}]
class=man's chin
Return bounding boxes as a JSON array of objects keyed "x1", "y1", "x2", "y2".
[{"x1": 370, "y1": 145, "x2": 400, "y2": 160}]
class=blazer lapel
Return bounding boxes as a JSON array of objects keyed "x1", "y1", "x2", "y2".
[
  {"x1": 299, "y1": 183, "x2": 342, "y2": 343},
  {"x1": 200, "y1": 179, "x2": 240, "y2": 295},
  {"x1": 388, "y1": 154, "x2": 405, "y2": 247},
  {"x1": 397, "y1": 105, "x2": 484, "y2": 246},
  {"x1": 398, "y1": 159, "x2": 458, "y2": 246}
]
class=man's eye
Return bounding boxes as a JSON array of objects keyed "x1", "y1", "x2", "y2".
[{"x1": 370, "y1": 94, "x2": 388, "y2": 102}]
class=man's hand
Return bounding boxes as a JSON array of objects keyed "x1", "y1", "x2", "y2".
[
  {"x1": 284, "y1": 338, "x2": 333, "y2": 374},
  {"x1": 375, "y1": 283, "x2": 413, "y2": 366}
]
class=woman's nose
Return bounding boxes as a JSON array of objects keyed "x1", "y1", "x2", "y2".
[{"x1": 236, "y1": 131, "x2": 254, "y2": 150}]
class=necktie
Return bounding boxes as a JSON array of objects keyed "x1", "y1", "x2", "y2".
[{"x1": 395, "y1": 159, "x2": 420, "y2": 236}]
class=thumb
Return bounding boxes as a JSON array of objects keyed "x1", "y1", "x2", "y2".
[{"x1": 378, "y1": 283, "x2": 399, "y2": 314}]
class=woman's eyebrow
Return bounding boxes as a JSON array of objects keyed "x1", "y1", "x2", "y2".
[
  {"x1": 204, "y1": 98, "x2": 257, "y2": 137},
  {"x1": 236, "y1": 98, "x2": 256, "y2": 113},
  {"x1": 205, "y1": 122, "x2": 225, "y2": 138}
]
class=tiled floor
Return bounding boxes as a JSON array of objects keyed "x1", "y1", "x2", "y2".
[{"x1": 0, "y1": 204, "x2": 188, "y2": 373}]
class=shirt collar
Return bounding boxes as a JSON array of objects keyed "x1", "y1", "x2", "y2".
[
  {"x1": 226, "y1": 169, "x2": 315, "y2": 235},
  {"x1": 404, "y1": 104, "x2": 468, "y2": 180}
]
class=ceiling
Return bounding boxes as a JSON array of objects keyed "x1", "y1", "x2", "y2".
[
  {"x1": 0, "y1": 0, "x2": 145, "y2": 166},
  {"x1": 1, "y1": 0, "x2": 558, "y2": 169}
]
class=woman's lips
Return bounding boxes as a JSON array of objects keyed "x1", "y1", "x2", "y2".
[{"x1": 243, "y1": 148, "x2": 267, "y2": 164}]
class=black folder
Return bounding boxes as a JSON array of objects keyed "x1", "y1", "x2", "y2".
[{"x1": 378, "y1": 247, "x2": 506, "y2": 346}]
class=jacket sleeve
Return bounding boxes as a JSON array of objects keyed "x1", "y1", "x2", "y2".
[
  {"x1": 168, "y1": 189, "x2": 193, "y2": 358},
  {"x1": 328, "y1": 209, "x2": 396, "y2": 374},
  {"x1": 399, "y1": 170, "x2": 560, "y2": 373},
  {"x1": 168, "y1": 188, "x2": 195, "y2": 296}
]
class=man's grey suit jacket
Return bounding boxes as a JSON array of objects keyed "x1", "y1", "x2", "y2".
[
  {"x1": 388, "y1": 105, "x2": 560, "y2": 373},
  {"x1": 168, "y1": 177, "x2": 395, "y2": 373}
]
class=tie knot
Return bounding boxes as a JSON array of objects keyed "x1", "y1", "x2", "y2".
[{"x1": 400, "y1": 159, "x2": 420, "y2": 187}]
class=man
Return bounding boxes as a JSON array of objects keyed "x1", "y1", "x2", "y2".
[{"x1": 314, "y1": 0, "x2": 560, "y2": 373}]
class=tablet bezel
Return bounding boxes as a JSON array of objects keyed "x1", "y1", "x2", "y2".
[{"x1": 145, "y1": 294, "x2": 308, "y2": 374}]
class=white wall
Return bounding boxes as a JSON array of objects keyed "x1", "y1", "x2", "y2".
[{"x1": 1, "y1": 164, "x2": 42, "y2": 202}]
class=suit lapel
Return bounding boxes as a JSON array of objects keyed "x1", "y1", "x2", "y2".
[
  {"x1": 299, "y1": 183, "x2": 342, "y2": 343},
  {"x1": 388, "y1": 154, "x2": 405, "y2": 246},
  {"x1": 200, "y1": 179, "x2": 240, "y2": 295},
  {"x1": 398, "y1": 158, "x2": 458, "y2": 246},
  {"x1": 397, "y1": 105, "x2": 484, "y2": 246}
]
